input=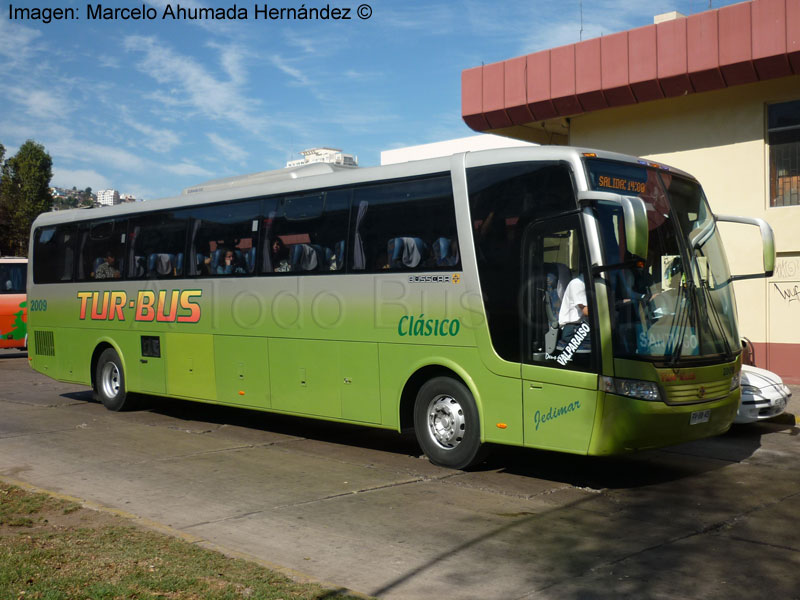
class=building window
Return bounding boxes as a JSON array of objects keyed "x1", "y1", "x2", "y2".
[{"x1": 768, "y1": 100, "x2": 800, "y2": 207}]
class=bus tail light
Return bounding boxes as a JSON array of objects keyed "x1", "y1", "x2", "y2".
[{"x1": 601, "y1": 376, "x2": 662, "y2": 402}]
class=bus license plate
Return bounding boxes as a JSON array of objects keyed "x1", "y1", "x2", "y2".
[{"x1": 690, "y1": 409, "x2": 711, "y2": 425}]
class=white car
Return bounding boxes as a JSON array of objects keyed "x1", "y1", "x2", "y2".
[{"x1": 734, "y1": 365, "x2": 792, "y2": 424}]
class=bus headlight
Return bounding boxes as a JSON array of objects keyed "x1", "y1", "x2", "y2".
[
  {"x1": 729, "y1": 371, "x2": 741, "y2": 391},
  {"x1": 601, "y1": 376, "x2": 662, "y2": 402}
]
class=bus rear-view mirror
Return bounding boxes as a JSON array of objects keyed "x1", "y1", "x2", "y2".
[{"x1": 715, "y1": 214, "x2": 775, "y2": 280}]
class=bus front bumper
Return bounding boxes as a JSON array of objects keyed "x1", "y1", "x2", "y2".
[{"x1": 588, "y1": 390, "x2": 740, "y2": 455}]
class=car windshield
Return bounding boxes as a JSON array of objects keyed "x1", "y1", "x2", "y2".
[{"x1": 585, "y1": 158, "x2": 740, "y2": 362}]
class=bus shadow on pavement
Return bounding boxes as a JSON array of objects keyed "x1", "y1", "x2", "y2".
[
  {"x1": 58, "y1": 390, "x2": 797, "y2": 488},
  {"x1": 118, "y1": 393, "x2": 422, "y2": 460},
  {"x1": 483, "y1": 417, "x2": 796, "y2": 489}
]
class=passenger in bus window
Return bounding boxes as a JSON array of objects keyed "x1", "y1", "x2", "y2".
[
  {"x1": 216, "y1": 248, "x2": 245, "y2": 275},
  {"x1": 270, "y1": 238, "x2": 291, "y2": 272},
  {"x1": 94, "y1": 251, "x2": 120, "y2": 279}
]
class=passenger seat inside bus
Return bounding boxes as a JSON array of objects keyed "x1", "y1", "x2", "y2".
[
  {"x1": 387, "y1": 237, "x2": 427, "y2": 268},
  {"x1": 290, "y1": 243, "x2": 323, "y2": 271},
  {"x1": 324, "y1": 240, "x2": 345, "y2": 270},
  {"x1": 431, "y1": 237, "x2": 460, "y2": 267},
  {"x1": 147, "y1": 253, "x2": 182, "y2": 277},
  {"x1": 243, "y1": 247, "x2": 256, "y2": 273}
]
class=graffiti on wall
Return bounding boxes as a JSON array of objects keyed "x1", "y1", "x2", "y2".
[
  {"x1": 773, "y1": 282, "x2": 800, "y2": 305},
  {"x1": 772, "y1": 256, "x2": 800, "y2": 280}
]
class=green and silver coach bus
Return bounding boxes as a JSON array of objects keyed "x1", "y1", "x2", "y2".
[{"x1": 26, "y1": 147, "x2": 775, "y2": 469}]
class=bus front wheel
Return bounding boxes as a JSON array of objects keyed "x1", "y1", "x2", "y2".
[
  {"x1": 413, "y1": 377, "x2": 484, "y2": 470},
  {"x1": 95, "y1": 348, "x2": 133, "y2": 411}
]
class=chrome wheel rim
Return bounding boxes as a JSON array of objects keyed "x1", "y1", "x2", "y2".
[
  {"x1": 100, "y1": 362, "x2": 120, "y2": 399},
  {"x1": 427, "y1": 394, "x2": 465, "y2": 449}
]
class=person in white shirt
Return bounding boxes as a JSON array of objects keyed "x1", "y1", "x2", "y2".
[
  {"x1": 556, "y1": 273, "x2": 591, "y2": 357},
  {"x1": 558, "y1": 274, "x2": 587, "y2": 326}
]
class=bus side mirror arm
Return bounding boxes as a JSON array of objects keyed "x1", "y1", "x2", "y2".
[
  {"x1": 715, "y1": 214, "x2": 775, "y2": 280},
  {"x1": 578, "y1": 192, "x2": 649, "y2": 261}
]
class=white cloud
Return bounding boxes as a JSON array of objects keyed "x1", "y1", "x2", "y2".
[
  {"x1": 0, "y1": 15, "x2": 41, "y2": 64},
  {"x1": 122, "y1": 111, "x2": 181, "y2": 153},
  {"x1": 344, "y1": 70, "x2": 382, "y2": 81},
  {"x1": 124, "y1": 35, "x2": 268, "y2": 133},
  {"x1": 47, "y1": 138, "x2": 149, "y2": 173},
  {"x1": 97, "y1": 55, "x2": 121, "y2": 69},
  {"x1": 163, "y1": 162, "x2": 214, "y2": 177},
  {"x1": 51, "y1": 168, "x2": 112, "y2": 191},
  {"x1": 144, "y1": 0, "x2": 238, "y2": 35},
  {"x1": 4, "y1": 88, "x2": 72, "y2": 120},
  {"x1": 283, "y1": 31, "x2": 317, "y2": 54},
  {"x1": 207, "y1": 42, "x2": 250, "y2": 85},
  {"x1": 271, "y1": 55, "x2": 311, "y2": 87},
  {"x1": 380, "y1": 5, "x2": 457, "y2": 35},
  {"x1": 207, "y1": 133, "x2": 248, "y2": 163}
]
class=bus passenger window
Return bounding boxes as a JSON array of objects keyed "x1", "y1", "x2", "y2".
[
  {"x1": 76, "y1": 220, "x2": 127, "y2": 282},
  {"x1": 32, "y1": 225, "x2": 76, "y2": 283},
  {"x1": 351, "y1": 175, "x2": 459, "y2": 273},
  {"x1": 128, "y1": 211, "x2": 188, "y2": 279},
  {"x1": 262, "y1": 189, "x2": 351, "y2": 275},
  {"x1": 185, "y1": 199, "x2": 260, "y2": 277}
]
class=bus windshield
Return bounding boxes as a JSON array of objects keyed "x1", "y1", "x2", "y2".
[
  {"x1": 585, "y1": 158, "x2": 740, "y2": 362},
  {"x1": 0, "y1": 262, "x2": 27, "y2": 294}
]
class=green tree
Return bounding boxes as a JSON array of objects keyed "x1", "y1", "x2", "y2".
[{"x1": 0, "y1": 140, "x2": 53, "y2": 256}]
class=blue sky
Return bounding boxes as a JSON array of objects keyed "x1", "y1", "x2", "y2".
[{"x1": 1, "y1": 0, "x2": 742, "y2": 200}]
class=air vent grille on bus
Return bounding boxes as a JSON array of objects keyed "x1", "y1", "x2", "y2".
[
  {"x1": 34, "y1": 330, "x2": 55, "y2": 356},
  {"x1": 663, "y1": 380, "x2": 730, "y2": 404}
]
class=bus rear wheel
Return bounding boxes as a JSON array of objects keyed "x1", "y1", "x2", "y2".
[
  {"x1": 95, "y1": 348, "x2": 133, "y2": 411},
  {"x1": 413, "y1": 377, "x2": 485, "y2": 470}
]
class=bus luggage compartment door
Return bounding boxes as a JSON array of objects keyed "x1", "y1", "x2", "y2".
[
  {"x1": 165, "y1": 333, "x2": 217, "y2": 401},
  {"x1": 213, "y1": 335, "x2": 270, "y2": 409},
  {"x1": 269, "y1": 338, "x2": 380, "y2": 423}
]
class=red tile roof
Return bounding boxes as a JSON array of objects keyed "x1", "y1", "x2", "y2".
[{"x1": 462, "y1": 0, "x2": 800, "y2": 131}]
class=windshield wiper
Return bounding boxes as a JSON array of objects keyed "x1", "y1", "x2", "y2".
[
  {"x1": 697, "y1": 276, "x2": 734, "y2": 361},
  {"x1": 667, "y1": 280, "x2": 692, "y2": 368}
]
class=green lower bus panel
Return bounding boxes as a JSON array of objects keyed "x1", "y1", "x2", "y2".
[
  {"x1": 269, "y1": 338, "x2": 381, "y2": 423},
  {"x1": 214, "y1": 335, "x2": 270, "y2": 409},
  {"x1": 166, "y1": 333, "x2": 216, "y2": 401}
]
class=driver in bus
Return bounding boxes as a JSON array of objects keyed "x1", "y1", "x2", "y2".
[{"x1": 557, "y1": 273, "x2": 591, "y2": 351}]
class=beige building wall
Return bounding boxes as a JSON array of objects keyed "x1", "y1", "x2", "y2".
[{"x1": 569, "y1": 75, "x2": 800, "y2": 376}]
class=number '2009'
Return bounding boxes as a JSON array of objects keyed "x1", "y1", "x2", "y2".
[{"x1": 29, "y1": 299, "x2": 47, "y2": 312}]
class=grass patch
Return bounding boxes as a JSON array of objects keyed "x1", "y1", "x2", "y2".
[
  {"x1": 0, "y1": 485, "x2": 80, "y2": 527},
  {"x1": 0, "y1": 483, "x2": 366, "y2": 599}
]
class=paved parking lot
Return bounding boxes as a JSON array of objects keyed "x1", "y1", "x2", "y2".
[{"x1": 2, "y1": 348, "x2": 799, "y2": 599}]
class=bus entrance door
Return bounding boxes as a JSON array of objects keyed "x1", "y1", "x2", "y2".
[{"x1": 520, "y1": 215, "x2": 600, "y2": 453}]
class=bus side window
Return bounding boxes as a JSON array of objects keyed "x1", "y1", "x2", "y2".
[
  {"x1": 128, "y1": 211, "x2": 189, "y2": 279},
  {"x1": 33, "y1": 225, "x2": 76, "y2": 284},
  {"x1": 185, "y1": 199, "x2": 260, "y2": 277},
  {"x1": 351, "y1": 175, "x2": 459, "y2": 273},
  {"x1": 76, "y1": 220, "x2": 127, "y2": 281},
  {"x1": 263, "y1": 189, "x2": 351, "y2": 275}
]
